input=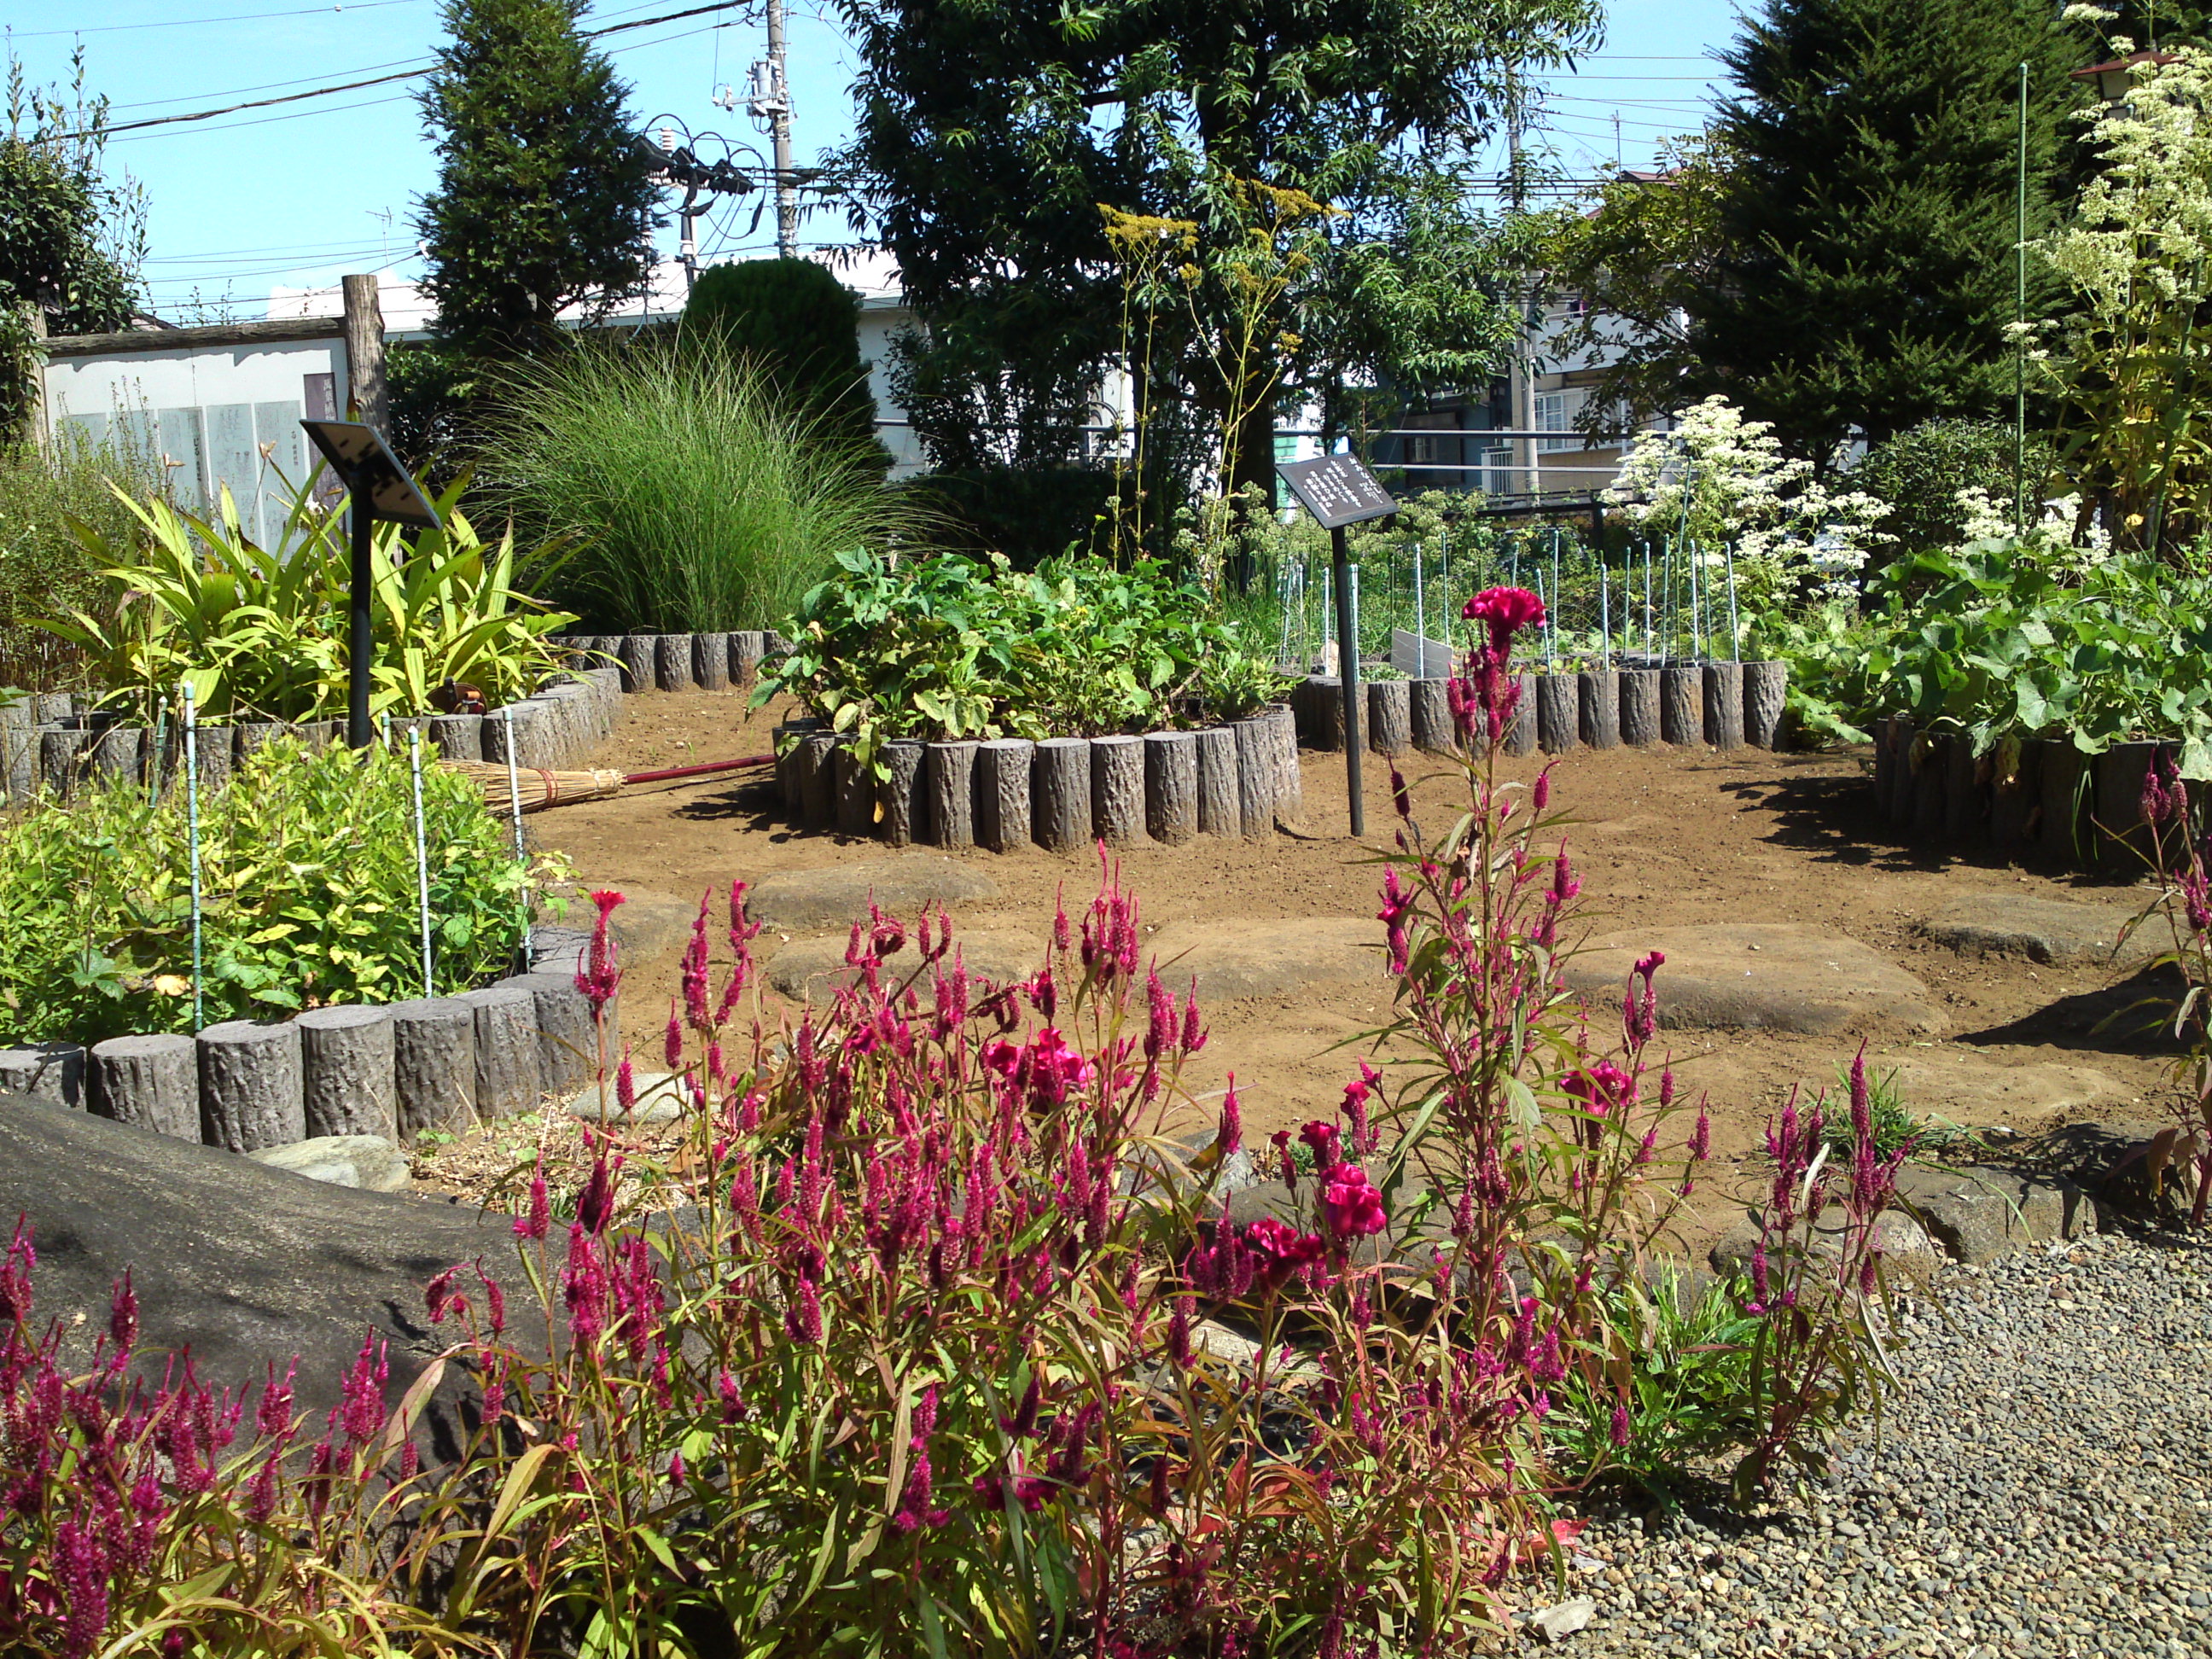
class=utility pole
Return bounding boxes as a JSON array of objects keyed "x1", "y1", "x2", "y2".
[
  {"x1": 1507, "y1": 66, "x2": 1536, "y2": 507},
  {"x1": 752, "y1": 0, "x2": 798, "y2": 258}
]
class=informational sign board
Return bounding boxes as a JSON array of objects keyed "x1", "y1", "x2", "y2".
[
  {"x1": 300, "y1": 418, "x2": 440, "y2": 529},
  {"x1": 1277, "y1": 453, "x2": 1397, "y2": 530}
]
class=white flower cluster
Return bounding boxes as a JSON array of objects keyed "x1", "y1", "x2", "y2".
[
  {"x1": 2041, "y1": 43, "x2": 2212, "y2": 323},
  {"x1": 1604, "y1": 396, "x2": 1887, "y2": 602},
  {"x1": 1954, "y1": 486, "x2": 2112, "y2": 570}
]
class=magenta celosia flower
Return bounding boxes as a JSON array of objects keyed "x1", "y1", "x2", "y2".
[
  {"x1": 108, "y1": 1269, "x2": 137, "y2": 1357},
  {"x1": 515, "y1": 1163, "x2": 550, "y2": 1241},
  {"x1": 1298, "y1": 1119, "x2": 1342, "y2": 1172},
  {"x1": 1243, "y1": 1216, "x2": 1325, "y2": 1288},
  {"x1": 1321, "y1": 1165, "x2": 1386, "y2": 1239},
  {"x1": 576, "y1": 889, "x2": 625, "y2": 1016},
  {"x1": 1462, "y1": 585, "x2": 1545, "y2": 661},
  {"x1": 1218, "y1": 1076, "x2": 1242, "y2": 1157}
]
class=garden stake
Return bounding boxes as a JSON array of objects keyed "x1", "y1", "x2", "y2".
[
  {"x1": 502, "y1": 705, "x2": 531, "y2": 965},
  {"x1": 1318, "y1": 561, "x2": 1332, "y2": 672},
  {"x1": 1726, "y1": 541, "x2": 1741, "y2": 661},
  {"x1": 1600, "y1": 561, "x2": 1610, "y2": 670},
  {"x1": 408, "y1": 725, "x2": 434, "y2": 996},
  {"x1": 1550, "y1": 527, "x2": 1562, "y2": 664},
  {"x1": 1335, "y1": 533, "x2": 1364, "y2": 837},
  {"x1": 1413, "y1": 540, "x2": 1425, "y2": 667},
  {"x1": 183, "y1": 683, "x2": 203, "y2": 1032}
]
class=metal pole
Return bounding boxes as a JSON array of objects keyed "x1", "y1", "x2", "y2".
[
  {"x1": 408, "y1": 725, "x2": 434, "y2": 996},
  {"x1": 2015, "y1": 59, "x2": 2029, "y2": 538},
  {"x1": 348, "y1": 474, "x2": 373, "y2": 749},
  {"x1": 501, "y1": 705, "x2": 533, "y2": 967},
  {"x1": 1549, "y1": 527, "x2": 1561, "y2": 665},
  {"x1": 1334, "y1": 527, "x2": 1364, "y2": 837},
  {"x1": 1725, "y1": 542, "x2": 1741, "y2": 662},
  {"x1": 1600, "y1": 561, "x2": 1610, "y2": 670},
  {"x1": 1414, "y1": 540, "x2": 1425, "y2": 670},
  {"x1": 765, "y1": 0, "x2": 798, "y2": 258},
  {"x1": 183, "y1": 684, "x2": 203, "y2": 1033}
]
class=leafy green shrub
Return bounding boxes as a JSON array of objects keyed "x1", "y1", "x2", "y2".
[
  {"x1": 1760, "y1": 536, "x2": 2212, "y2": 769},
  {"x1": 0, "y1": 736, "x2": 559, "y2": 1045},
  {"x1": 764, "y1": 546, "x2": 1292, "y2": 771},
  {"x1": 682, "y1": 258, "x2": 886, "y2": 469},
  {"x1": 38, "y1": 472, "x2": 573, "y2": 724},
  {"x1": 480, "y1": 338, "x2": 912, "y2": 633},
  {"x1": 0, "y1": 424, "x2": 164, "y2": 691},
  {"x1": 1853, "y1": 417, "x2": 2049, "y2": 566}
]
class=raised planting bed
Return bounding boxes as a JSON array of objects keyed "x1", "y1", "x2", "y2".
[
  {"x1": 0, "y1": 667, "x2": 625, "y2": 805},
  {"x1": 0, "y1": 928, "x2": 613, "y2": 1174},
  {"x1": 1870, "y1": 717, "x2": 2181, "y2": 872},
  {"x1": 1290, "y1": 660, "x2": 1790, "y2": 757},
  {"x1": 769, "y1": 705, "x2": 1303, "y2": 850}
]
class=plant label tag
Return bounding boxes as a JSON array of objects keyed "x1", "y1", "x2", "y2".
[{"x1": 1277, "y1": 454, "x2": 1396, "y2": 529}]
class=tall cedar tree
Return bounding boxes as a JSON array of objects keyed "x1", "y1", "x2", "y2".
[
  {"x1": 840, "y1": 0, "x2": 1596, "y2": 501},
  {"x1": 1691, "y1": 0, "x2": 2088, "y2": 463},
  {"x1": 415, "y1": 0, "x2": 659, "y2": 358}
]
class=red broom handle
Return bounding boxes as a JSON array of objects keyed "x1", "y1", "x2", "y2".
[{"x1": 622, "y1": 754, "x2": 777, "y2": 785}]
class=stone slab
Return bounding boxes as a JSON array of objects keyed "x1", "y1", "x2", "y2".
[
  {"x1": 1566, "y1": 924, "x2": 1944, "y2": 1037},
  {"x1": 1918, "y1": 892, "x2": 2165, "y2": 968},
  {"x1": 1144, "y1": 917, "x2": 1379, "y2": 1002},
  {"x1": 563, "y1": 1070, "x2": 690, "y2": 1125},
  {"x1": 765, "y1": 928, "x2": 1040, "y2": 999},
  {"x1": 745, "y1": 853, "x2": 1003, "y2": 933},
  {"x1": 247, "y1": 1134, "x2": 413, "y2": 1194},
  {"x1": 1796, "y1": 1051, "x2": 2133, "y2": 1132}
]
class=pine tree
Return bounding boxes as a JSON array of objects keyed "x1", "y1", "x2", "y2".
[
  {"x1": 1689, "y1": 0, "x2": 2091, "y2": 462},
  {"x1": 415, "y1": 0, "x2": 660, "y2": 358}
]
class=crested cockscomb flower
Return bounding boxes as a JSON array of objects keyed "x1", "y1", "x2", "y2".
[
  {"x1": 1461, "y1": 585, "x2": 1545, "y2": 662},
  {"x1": 1321, "y1": 1165, "x2": 1386, "y2": 1240},
  {"x1": 577, "y1": 890, "x2": 626, "y2": 1016}
]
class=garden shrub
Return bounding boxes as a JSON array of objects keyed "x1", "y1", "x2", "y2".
[
  {"x1": 909, "y1": 464, "x2": 1124, "y2": 568},
  {"x1": 1760, "y1": 534, "x2": 2212, "y2": 765},
  {"x1": 682, "y1": 258, "x2": 887, "y2": 472},
  {"x1": 0, "y1": 591, "x2": 1907, "y2": 1653},
  {"x1": 480, "y1": 338, "x2": 914, "y2": 634},
  {"x1": 0, "y1": 736, "x2": 558, "y2": 1045},
  {"x1": 763, "y1": 546, "x2": 1293, "y2": 772},
  {"x1": 39, "y1": 471, "x2": 573, "y2": 725},
  {"x1": 1851, "y1": 417, "x2": 2050, "y2": 568},
  {"x1": 0, "y1": 424, "x2": 164, "y2": 692}
]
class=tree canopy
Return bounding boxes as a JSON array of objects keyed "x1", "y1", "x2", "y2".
[
  {"x1": 1687, "y1": 0, "x2": 2089, "y2": 461},
  {"x1": 838, "y1": 0, "x2": 1598, "y2": 507},
  {"x1": 415, "y1": 0, "x2": 661, "y2": 360}
]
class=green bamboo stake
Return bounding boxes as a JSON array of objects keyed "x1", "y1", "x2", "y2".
[{"x1": 2015, "y1": 58, "x2": 2029, "y2": 538}]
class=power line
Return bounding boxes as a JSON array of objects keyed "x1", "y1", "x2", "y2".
[
  {"x1": 7, "y1": 0, "x2": 424, "y2": 38},
  {"x1": 37, "y1": 1, "x2": 743, "y2": 142}
]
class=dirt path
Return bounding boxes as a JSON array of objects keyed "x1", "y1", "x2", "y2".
[{"x1": 516, "y1": 687, "x2": 2176, "y2": 1253}]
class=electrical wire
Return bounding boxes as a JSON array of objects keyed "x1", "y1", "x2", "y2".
[
  {"x1": 6, "y1": 0, "x2": 424, "y2": 38},
  {"x1": 37, "y1": 0, "x2": 744, "y2": 142}
]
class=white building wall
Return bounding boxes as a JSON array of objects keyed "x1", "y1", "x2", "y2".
[{"x1": 44, "y1": 335, "x2": 345, "y2": 550}]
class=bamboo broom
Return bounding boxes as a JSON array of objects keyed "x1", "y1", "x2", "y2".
[{"x1": 445, "y1": 754, "x2": 775, "y2": 813}]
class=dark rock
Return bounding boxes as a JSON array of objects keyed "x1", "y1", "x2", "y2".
[
  {"x1": 0, "y1": 1095, "x2": 530, "y2": 1430},
  {"x1": 1918, "y1": 892, "x2": 2164, "y2": 968}
]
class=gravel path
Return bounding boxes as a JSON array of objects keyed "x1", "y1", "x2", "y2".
[{"x1": 1549, "y1": 1230, "x2": 2212, "y2": 1658}]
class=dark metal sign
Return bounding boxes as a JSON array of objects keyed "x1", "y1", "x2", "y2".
[{"x1": 1277, "y1": 453, "x2": 1397, "y2": 529}]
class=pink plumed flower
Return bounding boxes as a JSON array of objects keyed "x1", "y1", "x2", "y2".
[
  {"x1": 576, "y1": 889, "x2": 626, "y2": 1016},
  {"x1": 1461, "y1": 585, "x2": 1545, "y2": 661},
  {"x1": 1321, "y1": 1165, "x2": 1386, "y2": 1239},
  {"x1": 1218, "y1": 1076, "x2": 1242, "y2": 1158}
]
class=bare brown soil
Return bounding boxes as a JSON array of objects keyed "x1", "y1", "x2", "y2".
[{"x1": 427, "y1": 685, "x2": 2180, "y2": 1250}]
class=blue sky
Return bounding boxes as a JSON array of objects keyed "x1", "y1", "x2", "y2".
[{"x1": 3, "y1": 0, "x2": 1745, "y2": 321}]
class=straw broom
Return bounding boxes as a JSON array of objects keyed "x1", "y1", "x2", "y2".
[{"x1": 445, "y1": 753, "x2": 775, "y2": 813}]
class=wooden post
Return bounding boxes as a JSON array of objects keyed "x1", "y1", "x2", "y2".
[
  {"x1": 881, "y1": 741, "x2": 928, "y2": 847},
  {"x1": 20, "y1": 302, "x2": 48, "y2": 451},
  {"x1": 1032, "y1": 738, "x2": 1090, "y2": 853},
  {"x1": 1091, "y1": 735, "x2": 1148, "y2": 845},
  {"x1": 1195, "y1": 727, "x2": 1239, "y2": 837},
  {"x1": 975, "y1": 738, "x2": 1035, "y2": 851},
  {"x1": 1144, "y1": 731, "x2": 1197, "y2": 844},
  {"x1": 1536, "y1": 675, "x2": 1579, "y2": 754},
  {"x1": 1702, "y1": 662, "x2": 1745, "y2": 750},
  {"x1": 926, "y1": 740, "x2": 978, "y2": 848},
  {"x1": 1365, "y1": 680, "x2": 1412, "y2": 756},
  {"x1": 341, "y1": 275, "x2": 389, "y2": 436},
  {"x1": 1579, "y1": 670, "x2": 1621, "y2": 749},
  {"x1": 1660, "y1": 667, "x2": 1703, "y2": 747}
]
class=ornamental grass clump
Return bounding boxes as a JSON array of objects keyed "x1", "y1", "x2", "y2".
[{"x1": 0, "y1": 588, "x2": 1906, "y2": 1656}]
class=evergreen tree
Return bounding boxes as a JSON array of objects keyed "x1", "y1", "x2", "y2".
[
  {"x1": 1690, "y1": 0, "x2": 2090, "y2": 462},
  {"x1": 415, "y1": 0, "x2": 660, "y2": 359},
  {"x1": 683, "y1": 259, "x2": 885, "y2": 468}
]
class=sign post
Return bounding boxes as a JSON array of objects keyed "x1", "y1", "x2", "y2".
[
  {"x1": 300, "y1": 420, "x2": 442, "y2": 750},
  {"x1": 1276, "y1": 454, "x2": 1397, "y2": 836}
]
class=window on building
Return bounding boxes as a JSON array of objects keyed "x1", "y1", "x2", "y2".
[{"x1": 1534, "y1": 391, "x2": 1579, "y2": 452}]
